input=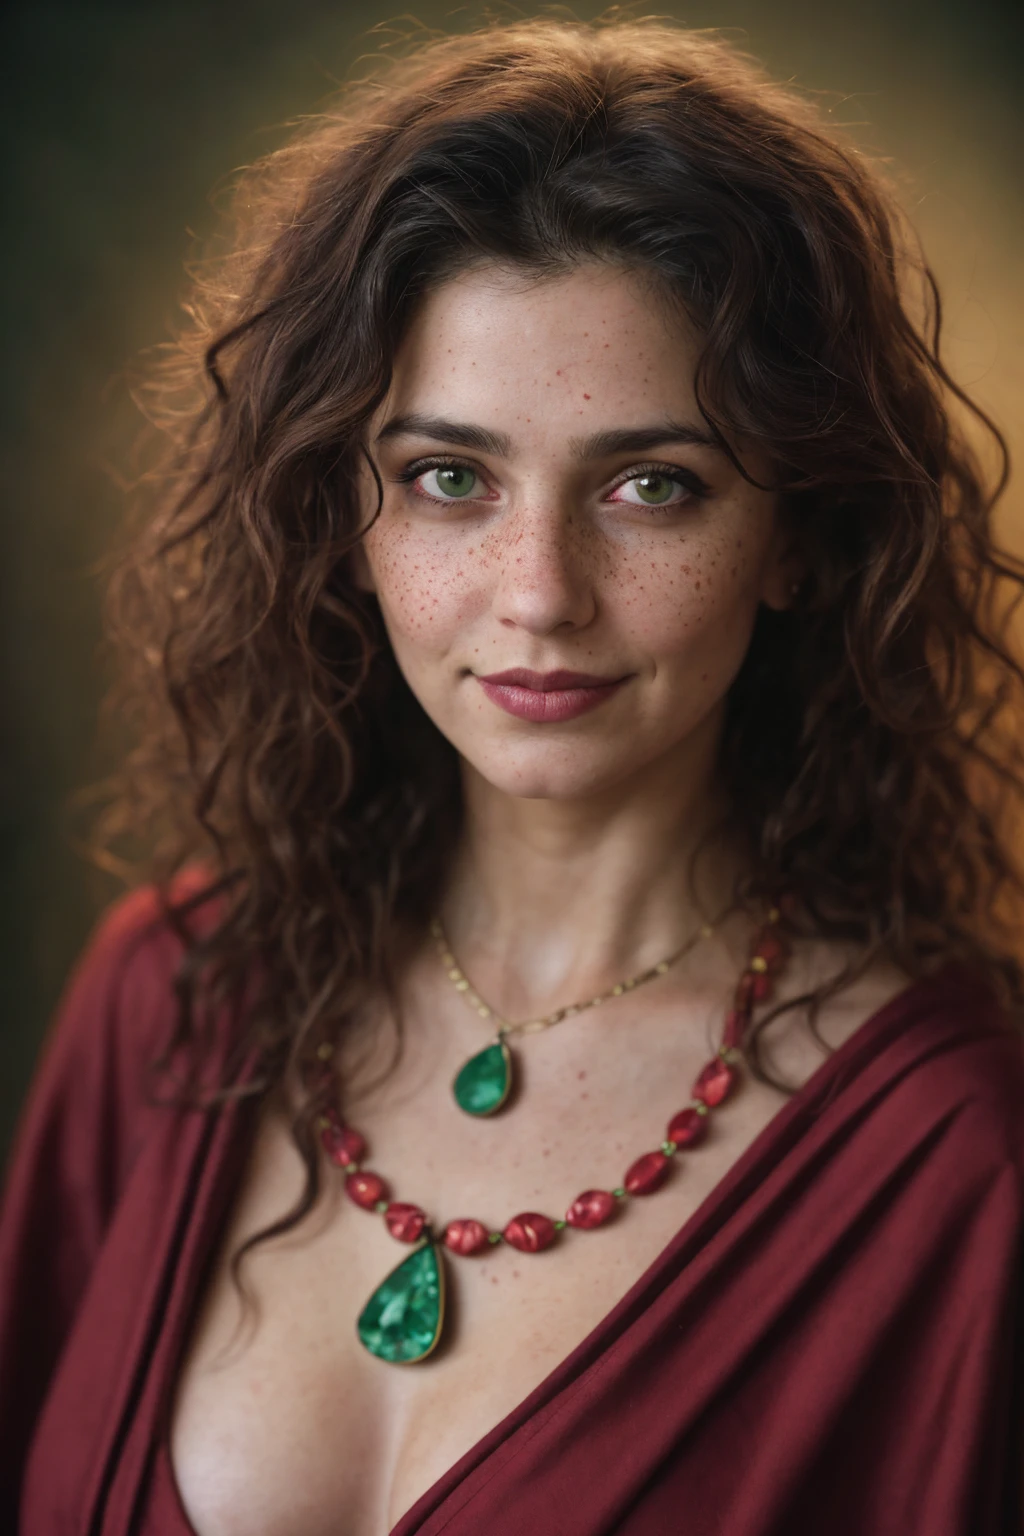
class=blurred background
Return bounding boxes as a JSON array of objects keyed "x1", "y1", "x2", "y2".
[{"x1": 2, "y1": 0, "x2": 1022, "y2": 1155}]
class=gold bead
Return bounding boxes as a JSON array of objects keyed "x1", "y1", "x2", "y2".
[
  {"x1": 316, "y1": 1042, "x2": 333, "y2": 1061},
  {"x1": 700, "y1": 924, "x2": 714, "y2": 938},
  {"x1": 455, "y1": 979, "x2": 469, "y2": 992},
  {"x1": 612, "y1": 984, "x2": 624, "y2": 996},
  {"x1": 478, "y1": 1006, "x2": 491, "y2": 1018},
  {"x1": 768, "y1": 906, "x2": 781, "y2": 923},
  {"x1": 750, "y1": 955, "x2": 768, "y2": 973}
]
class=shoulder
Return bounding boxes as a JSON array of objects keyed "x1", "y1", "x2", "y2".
[
  {"x1": 843, "y1": 966, "x2": 1024, "y2": 1189},
  {"x1": 898, "y1": 970, "x2": 1024, "y2": 1176},
  {"x1": 18, "y1": 870, "x2": 231, "y2": 1172},
  {"x1": 769, "y1": 952, "x2": 1024, "y2": 1181},
  {"x1": 50, "y1": 869, "x2": 225, "y2": 1073},
  {"x1": 73, "y1": 864, "x2": 224, "y2": 981}
]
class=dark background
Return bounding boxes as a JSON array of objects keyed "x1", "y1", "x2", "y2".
[{"x1": 2, "y1": 0, "x2": 1022, "y2": 1155}]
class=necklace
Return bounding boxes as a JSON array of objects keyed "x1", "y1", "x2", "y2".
[
  {"x1": 433, "y1": 913, "x2": 717, "y2": 1117},
  {"x1": 313, "y1": 907, "x2": 788, "y2": 1364}
]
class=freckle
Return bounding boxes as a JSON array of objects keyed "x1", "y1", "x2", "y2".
[
  {"x1": 583, "y1": 393, "x2": 591, "y2": 400},
  {"x1": 577, "y1": 1069, "x2": 587, "y2": 1080},
  {"x1": 491, "y1": 1275, "x2": 499, "y2": 1285}
]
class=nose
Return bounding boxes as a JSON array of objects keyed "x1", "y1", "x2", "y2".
[{"x1": 489, "y1": 504, "x2": 597, "y2": 636}]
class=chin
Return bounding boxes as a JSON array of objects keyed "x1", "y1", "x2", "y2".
[{"x1": 466, "y1": 741, "x2": 642, "y2": 802}]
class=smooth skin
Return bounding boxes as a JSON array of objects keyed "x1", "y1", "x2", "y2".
[{"x1": 170, "y1": 264, "x2": 909, "y2": 1536}]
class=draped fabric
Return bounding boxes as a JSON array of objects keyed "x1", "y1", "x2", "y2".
[{"x1": 2, "y1": 888, "x2": 1023, "y2": 1535}]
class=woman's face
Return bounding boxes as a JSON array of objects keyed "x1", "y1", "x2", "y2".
[{"x1": 357, "y1": 263, "x2": 792, "y2": 803}]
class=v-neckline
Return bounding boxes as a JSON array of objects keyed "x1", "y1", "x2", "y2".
[
  {"x1": 158, "y1": 973, "x2": 940, "y2": 1536},
  {"x1": 388, "y1": 973, "x2": 945, "y2": 1533}
]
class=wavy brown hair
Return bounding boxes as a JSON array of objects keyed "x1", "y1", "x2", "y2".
[{"x1": 102, "y1": 17, "x2": 1024, "y2": 1234}]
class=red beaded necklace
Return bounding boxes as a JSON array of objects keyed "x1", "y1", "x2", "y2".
[{"x1": 313, "y1": 908, "x2": 789, "y2": 1364}]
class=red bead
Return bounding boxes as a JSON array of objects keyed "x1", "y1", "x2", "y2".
[
  {"x1": 692, "y1": 1057, "x2": 736, "y2": 1107},
  {"x1": 722, "y1": 1008, "x2": 747, "y2": 1050},
  {"x1": 734, "y1": 973, "x2": 756, "y2": 1009},
  {"x1": 384, "y1": 1202, "x2": 426, "y2": 1243},
  {"x1": 321, "y1": 1122, "x2": 367, "y2": 1168},
  {"x1": 751, "y1": 971, "x2": 772, "y2": 1002},
  {"x1": 566, "y1": 1189, "x2": 617, "y2": 1230},
  {"x1": 624, "y1": 1150, "x2": 670, "y2": 1196},
  {"x1": 345, "y1": 1170, "x2": 388, "y2": 1209},
  {"x1": 667, "y1": 1106, "x2": 708, "y2": 1149},
  {"x1": 443, "y1": 1218, "x2": 491, "y2": 1256},
  {"x1": 503, "y1": 1212, "x2": 558, "y2": 1252},
  {"x1": 752, "y1": 930, "x2": 788, "y2": 969}
]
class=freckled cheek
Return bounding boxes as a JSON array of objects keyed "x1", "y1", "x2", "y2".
[
  {"x1": 367, "y1": 534, "x2": 487, "y2": 648},
  {"x1": 617, "y1": 556, "x2": 760, "y2": 673}
]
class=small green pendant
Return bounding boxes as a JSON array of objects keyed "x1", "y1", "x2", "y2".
[
  {"x1": 452, "y1": 1038, "x2": 513, "y2": 1116},
  {"x1": 357, "y1": 1241, "x2": 446, "y2": 1364}
]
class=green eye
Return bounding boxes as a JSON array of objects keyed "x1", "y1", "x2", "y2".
[
  {"x1": 632, "y1": 473, "x2": 676, "y2": 504},
  {"x1": 432, "y1": 466, "x2": 478, "y2": 498}
]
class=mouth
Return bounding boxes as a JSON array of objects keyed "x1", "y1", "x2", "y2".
[{"x1": 474, "y1": 667, "x2": 631, "y2": 724}]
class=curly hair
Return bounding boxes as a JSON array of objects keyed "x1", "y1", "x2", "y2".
[{"x1": 101, "y1": 17, "x2": 1024, "y2": 1242}]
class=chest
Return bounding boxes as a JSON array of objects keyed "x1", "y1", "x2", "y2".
[{"x1": 168, "y1": 1025, "x2": 799, "y2": 1536}]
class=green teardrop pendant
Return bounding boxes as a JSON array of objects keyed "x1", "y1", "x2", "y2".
[
  {"x1": 357, "y1": 1241, "x2": 445, "y2": 1364},
  {"x1": 452, "y1": 1038, "x2": 513, "y2": 1116}
]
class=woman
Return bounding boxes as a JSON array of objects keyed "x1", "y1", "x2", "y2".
[{"x1": 2, "y1": 17, "x2": 1023, "y2": 1535}]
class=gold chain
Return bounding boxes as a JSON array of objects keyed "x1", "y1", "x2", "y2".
[{"x1": 430, "y1": 913, "x2": 717, "y2": 1039}]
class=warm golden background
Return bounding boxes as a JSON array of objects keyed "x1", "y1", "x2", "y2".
[{"x1": 2, "y1": 0, "x2": 1021, "y2": 1152}]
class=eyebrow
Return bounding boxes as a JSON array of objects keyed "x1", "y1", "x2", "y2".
[
  {"x1": 375, "y1": 413, "x2": 512, "y2": 456},
  {"x1": 571, "y1": 423, "x2": 720, "y2": 457},
  {"x1": 374, "y1": 413, "x2": 720, "y2": 459}
]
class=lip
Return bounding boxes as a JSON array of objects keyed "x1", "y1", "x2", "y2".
[{"x1": 475, "y1": 667, "x2": 630, "y2": 723}]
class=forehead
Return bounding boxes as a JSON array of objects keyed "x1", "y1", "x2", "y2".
[{"x1": 381, "y1": 262, "x2": 703, "y2": 434}]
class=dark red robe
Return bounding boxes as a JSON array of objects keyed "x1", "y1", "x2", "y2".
[{"x1": 2, "y1": 887, "x2": 1023, "y2": 1534}]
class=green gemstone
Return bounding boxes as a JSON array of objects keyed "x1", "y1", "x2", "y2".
[
  {"x1": 357, "y1": 1243, "x2": 445, "y2": 1364},
  {"x1": 452, "y1": 1040, "x2": 512, "y2": 1116}
]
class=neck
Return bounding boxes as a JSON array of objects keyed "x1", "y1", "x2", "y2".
[{"x1": 440, "y1": 730, "x2": 745, "y2": 1020}]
